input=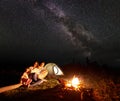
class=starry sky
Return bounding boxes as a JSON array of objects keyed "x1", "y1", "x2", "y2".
[{"x1": 0, "y1": 0, "x2": 120, "y2": 67}]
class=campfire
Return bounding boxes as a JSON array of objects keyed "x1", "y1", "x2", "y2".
[{"x1": 64, "y1": 76, "x2": 82, "y2": 91}]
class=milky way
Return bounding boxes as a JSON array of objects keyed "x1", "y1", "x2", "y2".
[
  {"x1": 16, "y1": 0, "x2": 99, "y2": 57},
  {"x1": 32, "y1": 0, "x2": 98, "y2": 57}
]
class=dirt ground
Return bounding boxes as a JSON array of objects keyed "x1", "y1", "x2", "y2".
[
  {"x1": 0, "y1": 85, "x2": 95, "y2": 101},
  {"x1": 0, "y1": 78, "x2": 95, "y2": 101}
]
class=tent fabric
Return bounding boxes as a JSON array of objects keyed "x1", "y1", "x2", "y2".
[{"x1": 44, "y1": 63, "x2": 64, "y2": 76}]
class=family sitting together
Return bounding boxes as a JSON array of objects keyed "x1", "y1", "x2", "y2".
[{"x1": 20, "y1": 61, "x2": 48, "y2": 87}]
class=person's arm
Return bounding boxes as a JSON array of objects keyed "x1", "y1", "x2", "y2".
[
  {"x1": 21, "y1": 72, "x2": 29, "y2": 79},
  {"x1": 38, "y1": 69, "x2": 48, "y2": 79}
]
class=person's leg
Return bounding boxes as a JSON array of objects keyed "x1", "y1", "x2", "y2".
[
  {"x1": 26, "y1": 79, "x2": 32, "y2": 85},
  {"x1": 29, "y1": 73, "x2": 37, "y2": 82},
  {"x1": 29, "y1": 79, "x2": 43, "y2": 87}
]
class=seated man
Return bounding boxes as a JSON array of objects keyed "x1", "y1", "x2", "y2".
[
  {"x1": 38, "y1": 62, "x2": 48, "y2": 79},
  {"x1": 29, "y1": 62, "x2": 40, "y2": 82}
]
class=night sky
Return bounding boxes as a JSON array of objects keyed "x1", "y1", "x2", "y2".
[{"x1": 0, "y1": 0, "x2": 120, "y2": 67}]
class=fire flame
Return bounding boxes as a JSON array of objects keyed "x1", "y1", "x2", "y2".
[
  {"x1": 65, "y1": 76, "x2": 81, "y2": 90},
  {"x1": 71, "y1": 77, "x2": 80, "y2": 88}
]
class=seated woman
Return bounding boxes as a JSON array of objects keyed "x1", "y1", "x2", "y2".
[{"x1": 20, "y1": 68, "x2": 32, "y2": 87}]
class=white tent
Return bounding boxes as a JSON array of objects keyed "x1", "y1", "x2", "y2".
[{"x1": 44, "y1": 63, "x2": 64, "y2": 77}]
